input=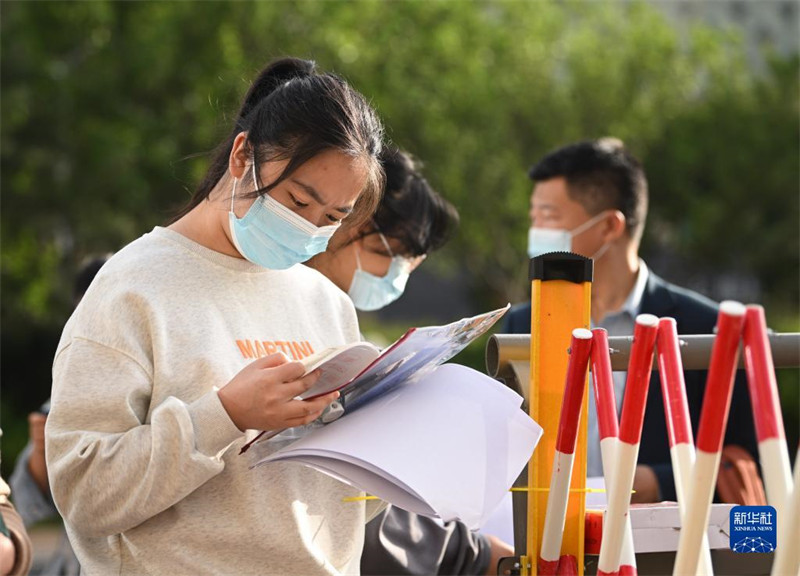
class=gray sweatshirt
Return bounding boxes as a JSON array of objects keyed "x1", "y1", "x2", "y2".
[{"x1": 46, "y1": 227, "x2": 377, "y2": 575}]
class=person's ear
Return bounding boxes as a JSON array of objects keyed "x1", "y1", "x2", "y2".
[
  {"x1": 603, "y1": 210, "x2": 627, "y2": 242},
  {"x1": 228, "y1": 132, "x2": 250, "y2": 180}
]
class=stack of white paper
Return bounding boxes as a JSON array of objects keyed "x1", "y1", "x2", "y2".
[{"x1": 252, "y1": 363, "x2": 542, "y2": 530}]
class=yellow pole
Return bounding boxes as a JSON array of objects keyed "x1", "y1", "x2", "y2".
[{"x1": 524, "y1": 253, "x2": 592, "y2": 576}]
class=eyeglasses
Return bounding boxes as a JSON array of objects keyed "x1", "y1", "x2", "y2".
[{"x1": 374, "y1": 229, "x2": 426, "y2": 271}]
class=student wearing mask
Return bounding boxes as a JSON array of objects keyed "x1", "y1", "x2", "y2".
[
  {"x1": 309, "y1": 145, "x2": 514, "y2": 575},
  {"x1": 503, "y1": 138, "x2": 758, "y2": 503},
  {"x1": 45, "y1": 57, "x2": 385, "y2": 576},
  {"x1": 308, "y1": 145, "x2": 451, "y2": 311}
]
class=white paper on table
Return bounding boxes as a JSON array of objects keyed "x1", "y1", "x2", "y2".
[
  {"x1": 253, "y1": 363, "x2": 543, "y2": 530},
  {"x1": 477, "y1": 486, "x2": 734, "y2": 554},
  {"x1": 628, "y1": 502, "x2": 734, "y2": 553}
]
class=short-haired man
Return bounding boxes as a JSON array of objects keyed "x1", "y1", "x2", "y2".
[{"x1": 502, "y1": 138, "x2": 758, "y2": 502}]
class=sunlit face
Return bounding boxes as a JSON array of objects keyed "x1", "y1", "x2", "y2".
[
  {"x1": 529, "y1": 177, "x2": 606, "y2": 258},
  {"x1": 312, "y1": 228, "x2": 426, "y2": 294},
  {"x1": 234, "y1": 149, "x2": 368, "y2": 229}
]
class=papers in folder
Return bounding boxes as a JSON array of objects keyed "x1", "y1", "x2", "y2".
[{"x1": 252, "y1": 363, "x2": 542, "y2": 530}]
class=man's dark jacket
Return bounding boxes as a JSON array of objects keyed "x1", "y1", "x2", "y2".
[{"x1": 501, "y1": 271, "x2": 758, "y2": 502}]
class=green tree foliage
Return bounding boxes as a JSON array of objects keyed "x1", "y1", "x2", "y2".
[{"x1": 2, "y1": 1, "x2": 797, "y2": 471}]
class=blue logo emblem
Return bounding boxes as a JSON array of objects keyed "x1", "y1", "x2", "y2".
[{"x1": 730, "y1": 505, "x2": 777, "y2": 553}]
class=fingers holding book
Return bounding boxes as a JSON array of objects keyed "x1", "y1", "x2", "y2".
[
  {"x1": 217, "y1": 352, "x2": 340, "y2": 432},
  {"x1": 284, "y1": 390, "x2": 341, "y2": 427}
]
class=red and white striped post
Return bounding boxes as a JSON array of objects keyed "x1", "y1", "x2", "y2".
[
  {"x1": 538, "y1": 328, "x2": 593, "y2": 575},
  {"x1": 590, "y1": 328, "x2": 637, "y2": 576},
  {"x1": 771, "y1": 446, "x2": 800, "y2": 576},
  {"x1": 673, "y1": 301, "x2": 746, "y2": 576},
  {"x1": 597, "y1": 314, "x2": 659, "y2": 576},
  {"x1": 742, "y1": 305, "x2": 792, "y2": 515},
  {"x1": 656, "y1": 318, "x2": 713, "y2": 576}
]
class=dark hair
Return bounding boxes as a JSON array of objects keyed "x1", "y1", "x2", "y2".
[
  {"x1": 528, "y1": 138, "x2": 648, "y2": 241},
  {"x1": 74, "y1": 254, "x2": 111, "y2": 305},
  {"x1": 353, "y1": 145, "x2": 459, "y2": 256},
  {"x1": 174, "y1": 57, "x2": 384, "y2": 226}
]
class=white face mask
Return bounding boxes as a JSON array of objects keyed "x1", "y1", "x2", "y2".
[
  {"x1": 527, "y1": 211, "x2": 611, "y2": 259},
  {"x1": 228, "y1": 157, "x2": 340, "y2": 269},
  {"x1": 347, "y1": 233, "x2": 413, "y2": 311}
]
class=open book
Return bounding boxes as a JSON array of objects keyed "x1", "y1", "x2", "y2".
[
  {"x1": 302, "y1": 304, "x2": 512, "y2": 410},
  {"x1": 243, "y1": 305, "x2": 544, "y2": 529},
  {"x1": 240, "y1": 305, "x2": 511, "y2": 452}
]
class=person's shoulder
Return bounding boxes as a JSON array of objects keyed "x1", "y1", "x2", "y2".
[
  {"x1": 502, "y1": 301, "x2": 532, "y2": 334},
  {"x1": 291, "y1": 265, "x2": 359, "y2": 336},
  {"x1": 88, "y1": 227, "x2": 277, "y2": 295},
  {"x1": 60, "y1": 229, "x2": 215, "y2": 339},
  {"x1": 294, "y1": 264, "x2": 355, "y2": 306},
  {"x1": 650, "y1": 273, "x2": 718, "y2": 311},
  {"x1": 294, "y1": 264, "x2": 344, "y2": 293},
  {"x1": 293, "y1": 262, "x2": 334, "y2": 284},
  {"x1": 76, "y1": 230, "x2": 184, "y2": 298},
  {"x1": 91, "y1": 228, "x2": 183, "y2": 278},
  {"x1": 508, "y1": 301, "x2": 532, "y2": 318},
  {"x1": 647, "y1": 272, "x2": 720, "y2": 330}
]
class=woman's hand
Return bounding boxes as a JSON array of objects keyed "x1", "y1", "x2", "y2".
[{"x1": 217, "y1": 353, "x2": 339, "y2": 432}]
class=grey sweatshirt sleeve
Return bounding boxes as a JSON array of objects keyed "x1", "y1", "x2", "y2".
[
  {"x1": 46, "y1": 337, "x2": 243, "y2": 538},
  {"x1": 361, "y1": 506, "x2": 490, "y2": 576}
]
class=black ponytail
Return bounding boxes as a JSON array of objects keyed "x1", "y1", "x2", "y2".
[
  {"x1": 173, "y1": 57, "x2": 384, "y2": 224},
  {"x1": 236, "y1": 57, "x2": 315, "y2": 124}
]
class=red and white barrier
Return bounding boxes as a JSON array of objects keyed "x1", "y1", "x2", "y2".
[
  {"x1": 656, "y1": 318, "x2": 713, "y2": 576},
  {"x1": 673, "y1": 301, "x2": 746, "y2": 576},
  {"x1": 771, "y1": 446, "x2": 800, "y2": 576},
  {"x1": 590, "y1": 328, "x2": 636, "y2": 576},
  {"x1": 742, "y1": 305, "x2": 793, "y2": 517},
  {"x1": 538, "y1": 329, "x2": 593, "y2": 575},
  {"x1": 597, "y1": 314, "x2": 659, "y2": 576}
]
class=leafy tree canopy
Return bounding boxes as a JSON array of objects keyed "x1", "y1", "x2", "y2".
[{"x1": 1, "y1": 0, "x2": 797, "y2": 470}]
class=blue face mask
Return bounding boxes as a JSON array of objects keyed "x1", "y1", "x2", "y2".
[
  {"x1": 527, "y1": 211, "x2": 610, "y2": 259},
  {"x1": 228, "y1": 160, "x2": 340, "y2": 270},
  {"x1": 348, "y1": 233, "x2": 413, "y2": 311}
]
